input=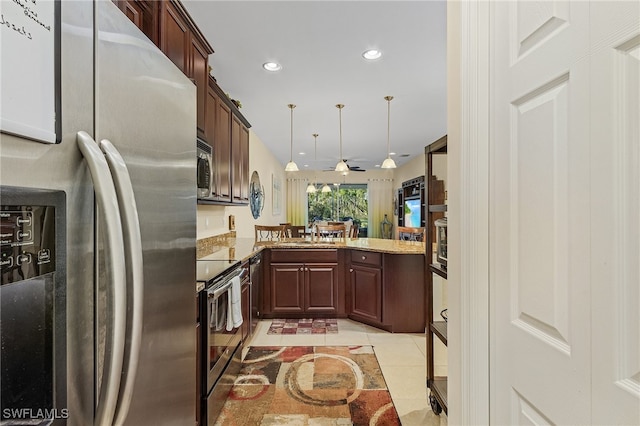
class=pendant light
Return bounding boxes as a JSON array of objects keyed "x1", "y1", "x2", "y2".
[
  {"x1": 285, "y1": 104, "x2": 299, "y2": 171},
  {"x1": 321, "y1": 183, "x2": 332, "y2": 193},
  {"x1": 306, "y1": 133, "x2": 319, "y2": 193},
  {"x1": 381, "y1": 96, "x2": 397, "y2": 169},
  {"x1": 334, "y1": 104, "x2": 349, "y2": 173}
]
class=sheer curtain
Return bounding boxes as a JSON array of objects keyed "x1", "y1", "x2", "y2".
[
  {"x1": 286, "y1": 178, "x2": 308, "y2": 226},
  {"x1": 367, "y1": 178, "x2": 394, "y2": 238}
]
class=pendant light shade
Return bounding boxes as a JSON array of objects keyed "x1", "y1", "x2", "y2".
[
  {"x1": 307, "y1": 133, "x2": 319, "y2": 193},
  {"x1": 321, "y1": 183, "x2": 332, "y2": 193},
  {"x1": 381, "y1": 96, "x2": 397, "y2": 169},
  {"x1": 334, "y1": 104, "x2": 349, "y2": 173},
  {"x1": 285, "y1": 104, "x2": 299, "y2": 171}
]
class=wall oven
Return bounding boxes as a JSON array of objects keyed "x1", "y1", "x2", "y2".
[{"x1": 198, "y1": 263, "x2": 246, "y2": 425}]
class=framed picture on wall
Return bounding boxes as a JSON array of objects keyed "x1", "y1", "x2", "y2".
[{"x1": 272, "y1": 173, "x2": 281, "y2": 215}]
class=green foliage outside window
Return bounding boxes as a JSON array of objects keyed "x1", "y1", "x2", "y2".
[{"x1": 307, "y1": 185, "x2": 368, "y2": 230}]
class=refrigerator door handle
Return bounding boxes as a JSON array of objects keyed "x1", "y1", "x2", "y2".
[
  {"x1": 76, "y1": 131, "x2": 127, "y2": 426},
  {"x1": 99, "y1": 139, "x2": 144, "y2": 425}
]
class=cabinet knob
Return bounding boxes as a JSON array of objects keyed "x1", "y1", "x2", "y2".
[
  {"x1": 349, "y1": 268, "x2": 354, "y2": 273},
  {"x1": 361, "y1": 255, "x2": 366, "y2": 260},
  {"x1": 299, "y1": 267, "x2": 303, "y2": 271}
]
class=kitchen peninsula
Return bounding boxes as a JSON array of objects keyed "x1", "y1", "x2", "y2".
[{"x1": 197, "y1": 235, "x2": 426, "y2": 333}]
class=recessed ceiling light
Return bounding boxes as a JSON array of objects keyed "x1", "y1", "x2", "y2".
[
  {"x1": 304, "y1": 164, "x2": 309, "y2": 168},
  {"x1": 362, "y1": 49, "x2": 382, "y2": 60},
  {"x1": 299, "y1": 152, "x2": 306, "y2": 155},
  {"x1": 375, "y1": 164, "x2": 381, "y2": 168},
  {"x1": 389, "y1": 152, "x2": 396, "y2": 156},
  {"x1": 263, "y1": 62, "x2": 282, "y2": 72}
]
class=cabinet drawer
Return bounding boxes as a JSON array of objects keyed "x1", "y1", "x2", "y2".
[
  {"x1": 270, "y1": 249, "x2": 338, "y2": 263},
  {"x1": 350, "y1": 250, "x2": 381, "y2": 267}
]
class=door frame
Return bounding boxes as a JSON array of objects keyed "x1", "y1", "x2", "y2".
[{"x1": 447, "y1": 1, "x2": 491, "y2": 424}]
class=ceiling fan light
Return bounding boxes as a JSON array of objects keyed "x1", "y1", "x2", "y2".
[
  {"x1": 285, "y1": 161, "x2": 299, "y2": 172},
  {"x1": 321, "y1": 183, "x2": 332, "y2": 193},
  {"x1": 335, "y1": 160, "x2": 349, "y2": 172},
  {"x1": 381, "y1": 157, "x2": 397, "y2": 169}
]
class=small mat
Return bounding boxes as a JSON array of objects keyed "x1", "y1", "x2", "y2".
[{"x1": 267, "y1": 318, "x2": 338, "y2": 335}]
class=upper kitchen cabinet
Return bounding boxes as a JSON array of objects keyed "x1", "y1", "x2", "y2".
[
  {"x1": 111, "y1": 1, "x2": 159, "y2": 45},
  {"x1": 232, "y1": 115, "x2": 250, "y2": 204},
  {"x1": 204, "y1": 77, "x2": 251, "y2": 205},
  {"x1": 159, "y1": 0, "x2": 213, "y2": 141}
]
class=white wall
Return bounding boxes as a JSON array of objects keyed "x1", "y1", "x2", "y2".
[{"x1": 196, "y1": 130, "x2": 287, "y2": 239}]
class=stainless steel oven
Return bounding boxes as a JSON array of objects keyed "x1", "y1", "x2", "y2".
[{"x1": 198, "y1": 264, "x2": 245, "y2": 425}]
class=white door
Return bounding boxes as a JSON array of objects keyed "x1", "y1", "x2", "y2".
[
  {"x1": 589, "y1": 2, "x2": 640, "y2": 424},
  {"x1": 490, "y1": 1, "x2": 639, "y2": 424}
]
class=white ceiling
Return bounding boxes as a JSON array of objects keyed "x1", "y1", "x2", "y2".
[{"x1": 182, "y1": 0, "x2": 447, "y2": 172}]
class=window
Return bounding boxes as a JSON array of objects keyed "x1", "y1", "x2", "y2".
[{"x1": 307, "y1": 184, "x2": 368, "y2": 236}]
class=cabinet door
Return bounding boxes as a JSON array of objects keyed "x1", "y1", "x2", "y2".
[
  {"x1": 240, "y1": 124, "x2": 250, "y2": 201},
  {"x1": 215, "y1": 100, "x2": 232, "y2": 202},
  {"x1": 305, "y1": 263, "x2": 338, "y2": 314},
  {"x1": 270, "y1": 263, "x2": 304, "y2": 313},
  {"x1": 350, "y1": 264, "x2": 382, "y2": 324},
  {"x1": 160, "y1": 1, "x2": 189, "y2": 73},
  {"x1": 231, "y1": 115, "x2": 242, "y2": 202},
  {"x1": 190, "y1": 34, "x2": 208, "y2": 141},
  {"x1": 113, "y1": 0, "x2": 158, "y2": 45}
]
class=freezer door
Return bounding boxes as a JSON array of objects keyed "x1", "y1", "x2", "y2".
[
  {"x1": 0, "y1": 2, "x2": 96, "y2": 425},
  {"x1": 95, "y1": 2, "x2": 197, "y2": 425}
]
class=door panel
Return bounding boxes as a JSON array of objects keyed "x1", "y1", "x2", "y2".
[
  {"x1": 270, "y1": 264, "x2": 304, "y2": 313},
  {"x1": 305, "y1": 264, "x2": 338, "y2": 313},
  {"x1": 590, "y1": 2, "x2": 640, "y2": 423},
  {"x1": 491, "y1": 1, "x2": 591, "y2": 423}
]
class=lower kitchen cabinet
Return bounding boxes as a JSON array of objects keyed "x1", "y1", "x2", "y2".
[
  {"x1": 349, "y1": 264, "x2": 382, "y2": 324},
  {"x1": 270, "y1": 263, "x2": 304, "y2": 314},
  {"x1": 348, "y1": 250, "x2": 425, "y2": 333},
  {"x1": 264, "y1": 249, "x2": 344, "y2": 317}
]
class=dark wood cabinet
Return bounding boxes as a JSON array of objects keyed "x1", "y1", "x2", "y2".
[
  {"x1": 348, "y1": 250, "x2": 425, "y2": 333},
  {"x1": 305, "y1": 264, "x2": 338, "y2": 314},
  {"x1": 350, "y1": 264, "x2": 382, "y2": 324},
  {"x1": 265, "y1": 250, "x2": 341, "y2": 316},
  {"x1": 215, "y1": 93, "x2": 232, "y2": 202},
  {"x1": 269, "y1": 263, "x2": 339, "y2": 315},
  {"x1": 114, "y1": 0, "x2": 252, "y2": 205},
  {"x1": 112, "y1": 0, "x2": 159, "y2": 45},
  {"x1": 270, "y1": 263, "x2": 305, "y2": 314},
  {"x1": 159, "y1": 1, "x2": 212, "y2": 140},
  {"x1": 190, "y1": 34, "x2": 209, "y2": 140},
  {"x1": 231, "y1": 116, "x2": 250, "y2": 204},
  {"x1": 160, "y1": 1, "x2": 189, "y2": 73}
]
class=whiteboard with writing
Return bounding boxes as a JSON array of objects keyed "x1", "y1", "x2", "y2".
[{"x1": 0, "y1": 0, "x2": 58, "y2": 144}]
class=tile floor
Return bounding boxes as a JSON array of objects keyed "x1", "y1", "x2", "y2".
[{"x1": 244, "y1": 319, "x2": 448, "y2": 426}]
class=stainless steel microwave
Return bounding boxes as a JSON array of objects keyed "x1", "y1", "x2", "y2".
[{"x1": 197, "y1": 139, "x2": 214, "y2": 201}]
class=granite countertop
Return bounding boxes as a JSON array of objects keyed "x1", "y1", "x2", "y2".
[{"x1": 197, "y1": 237, "x2": 425, "y2": 262}]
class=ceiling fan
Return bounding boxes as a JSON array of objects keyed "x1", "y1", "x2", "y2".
[{"x1": 323, "y1": 160, "x2": 366, "y2": 172}]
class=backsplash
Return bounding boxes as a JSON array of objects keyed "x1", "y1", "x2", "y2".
[{"x1": 196, "y1": 231, "x2": 236, "y2": 259}]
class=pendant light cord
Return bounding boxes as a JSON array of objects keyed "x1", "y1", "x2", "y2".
[
  {"x1": 385, "y1": 96, "x2": 393, "y2": 158},
  {"x1": 289, "y1": 104, "x2": 295, "y2": 162},
  {"x1": 336, "y1": 104, "x2": 344, "y2": 161}
]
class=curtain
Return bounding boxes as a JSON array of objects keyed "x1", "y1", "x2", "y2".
[
  {"x1": 286, "y1": 178, "x2": 308, "y2": 226},
  {"x1": 367, "y1": 178, "x2": 394, "y2": 238}
]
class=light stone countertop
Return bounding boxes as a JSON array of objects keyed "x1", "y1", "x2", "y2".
[{"x1": 197, "y1": 237, "x2": 425, "y2": 262}]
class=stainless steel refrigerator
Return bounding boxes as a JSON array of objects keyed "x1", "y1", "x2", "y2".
[{"x1": 1, "y1": 1, "x2": 197, "y2": 425}]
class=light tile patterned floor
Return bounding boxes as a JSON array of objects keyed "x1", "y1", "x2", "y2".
[{"x1": 245, "y1": 319, "x2": 448, "y2": 426}]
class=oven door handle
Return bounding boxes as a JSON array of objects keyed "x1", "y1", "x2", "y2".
[
  {"x1": 76, "y1": 131, "x2": 126, "y2": 426},
  {"x1": 100, "y1": 139, "x2": 144, "y2": 426},
  {"x1": 208, "y1": 280, "x2": 233, "y2": 299}
]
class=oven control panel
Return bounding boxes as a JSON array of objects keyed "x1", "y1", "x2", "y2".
[{"x1": 1, "y1": 205, "x2": 56, "y2": 284}]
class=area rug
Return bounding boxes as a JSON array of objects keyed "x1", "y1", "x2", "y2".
[
  {"x1": 214, "y1": 346, "x2": 400, "y2": 426},
  {"x1": 267, "y1": 318, "x2": 339, "y2": 335}
]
